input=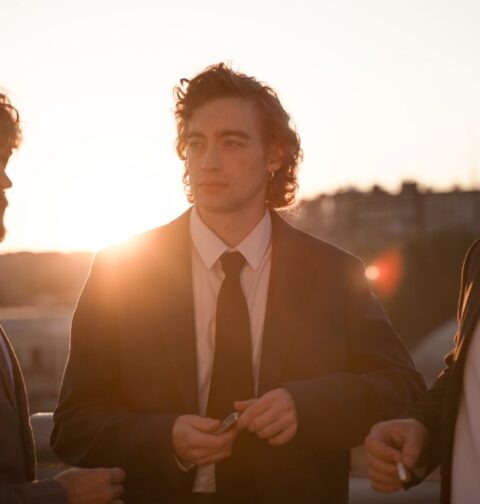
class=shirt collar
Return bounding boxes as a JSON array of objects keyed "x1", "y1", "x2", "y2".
[{"x1": 190, "y1": 206, "x2": 272, "y2": 271}]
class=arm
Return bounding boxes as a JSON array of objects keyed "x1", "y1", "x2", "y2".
[
  {"x1": 282, "y1": 255, "x2": 426, "y2": 451},
  {"x1": 0, "y1": 480, "x2": 66, "y2": 504},
  {"x1": 364, "y1": 239, "x2": 480, "y2": 492},
  {"x1": 51, "y1": 252, "x2": 181, "y2": 483},
  {"x1": 403, "y1": 238, "x2": 480, "y2": 473},
  {"x1": 0, "y1": 468, "x2": 125, "y2": 504}
]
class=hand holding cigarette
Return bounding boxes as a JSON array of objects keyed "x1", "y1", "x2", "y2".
[{"x1": 365, "y1": 419, "x2": 429, "y2": 493}]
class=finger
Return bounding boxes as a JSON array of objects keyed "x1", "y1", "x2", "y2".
[
  {"x1": 366, "y1": 455, "x2": 399, "y2": 478},
  {"x1": 365, "y1": 435, "x2": 402, "y2": 463},
  {"x1": 368, "y1": 467, "x2": 401, "y2": 486},
  {"x1": 236, "y1": 398, "x2": 270, "y2": 430},
  {"x1": 217, "y1": 426, "x2": 238, "y2": 443},
  {"x1": 188, "y1": 431, "x2": 233, "y2": 451},
  {"x1": 245, "y1": 408, "x2": 279, "y2": 433},
  {"x1": 112, "y1": 484, "x2": 125, "y2": 499},
  {"x1": 196, "y1": 449, "x2": 233, "y2": 466},
  {"x1": 256, "y1": 416, "x2": 291, "y2": 439},
  {"x1": 371, "y1": 480, "x2": 403, "y2": 493},
  {"x1": 268, "y1": 424, "x2": 296, "y2": 446},
  {"x1": 189, "y1": 416, "x2": 222, "y2": 433},
  {"x1": 187, "y1": 428, "x2": 237, "y2": 456},
  {"x1": 234, "y1": 399, "x2": 256, "y2": 412},
  {"x1": 109, "y1": 467, "x2": 126, "y2": 483}
]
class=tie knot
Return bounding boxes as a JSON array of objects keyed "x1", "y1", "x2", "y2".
[{"x1": 220, "y1": 251, "x2": 246, "y2": 277}]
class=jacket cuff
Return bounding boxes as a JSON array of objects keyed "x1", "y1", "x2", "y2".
[{"x1": 30, "y1": 479, "x2": 68, "y2": 503}]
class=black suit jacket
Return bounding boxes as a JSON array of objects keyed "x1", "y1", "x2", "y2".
[
  {"x1": 408, "y1": 238, "x2": 480, "y2": 504},
  {"x1": 52, "y1": 210, "x2": 425, "y2": 503},
  {"x1": 0, "y1": 328, "x2": 65, "y2": 503}
]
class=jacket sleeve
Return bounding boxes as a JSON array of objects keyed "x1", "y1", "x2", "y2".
[
  {"x1": 405, "y1": 238, "x2": 480, "y2": 474},
  {"x1": 283, "y1": 254, "x2": 426, "y2": 451},
  {"x1": 50, "y1": 252, "x2": 184, "y2": 488},
  {"x1": 0, "y1": 480, "x2": 66, "y2": 504}
]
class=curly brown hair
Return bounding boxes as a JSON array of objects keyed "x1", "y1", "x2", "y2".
[
  {"x1": 174, "y1": 63, "x2": 302, "y2": 208},
  {"x1": 0, "y1": 92, "x2": 22, "y2": 151}
]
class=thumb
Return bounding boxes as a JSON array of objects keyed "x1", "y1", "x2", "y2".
[
  {"x1": 190, "y1": 416, "x2": 221, "y2": 433},
  {"x1": 234, "y1": 399, "x2": 256, "y2": 412},
  {"x1": 109, "y1": 467, "x2": 126, "y2": 483}
]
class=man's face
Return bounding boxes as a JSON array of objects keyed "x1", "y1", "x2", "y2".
[
  {"x1": 0, "y1": 144, "x2": 13, "y2": 242},
  {"x1": 185, "y1": 97, "x2": 280, "y2": 219}
]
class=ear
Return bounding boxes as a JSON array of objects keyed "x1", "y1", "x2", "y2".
[{"x1": 266, "y1": 145, "x2": 283, "y2": 174}]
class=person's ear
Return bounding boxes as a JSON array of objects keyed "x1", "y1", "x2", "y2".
[{"x1": 267, "y1": 146, "x2": 283, "y2": 174}]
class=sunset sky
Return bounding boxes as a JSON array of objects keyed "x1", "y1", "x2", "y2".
[{"x1": 1, "y1": 0, "x2": 479, "y2": 252}]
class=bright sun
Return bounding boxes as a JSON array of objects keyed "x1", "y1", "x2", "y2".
[{"x1": 52, "y1": 166, "x2": 186, "y2": 251}]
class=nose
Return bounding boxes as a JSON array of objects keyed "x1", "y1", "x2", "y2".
[
  {"x1": 0, "y1": 171, "x2": 12, "y2": 190},
  {"x1": 200, "y1": 145, "x2": 221, "y2": 171}
]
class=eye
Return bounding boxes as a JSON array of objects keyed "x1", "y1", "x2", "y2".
[
  {"x1": 223, "y1": 139, "x2": 245, "y2": 149},
  {"x1": 187, "y1": 139, "x2": 205, "y2": 152}
]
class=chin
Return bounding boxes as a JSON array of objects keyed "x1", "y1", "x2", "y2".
[
  {"x1": 197, "y1": 201, "x2": 240, "y2": 214},
  {"x1": 0, "y1": 215, "x2": 5, "y2": 243}
]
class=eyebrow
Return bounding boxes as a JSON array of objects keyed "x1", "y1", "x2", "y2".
[{"x1": 187, "y1": 129, "x2": 251, "y2": 140}]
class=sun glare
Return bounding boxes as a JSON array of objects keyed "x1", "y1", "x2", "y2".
[
  {"x1": 52, "y1": 166, "x2": 186, "y2": 251},
  {"x1": 365, "y1": 265, "x2": 380, "y2": 281}
]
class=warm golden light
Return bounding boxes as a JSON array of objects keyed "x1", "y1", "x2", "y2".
[
  {"x1": 51, "y1": 166, "x2": 187, "y2": 252},
  {"x1": 365, "y1": 265, "x2": 381, "y2": 281},
  {"x1": 366, "y1": 249, "x2": 404, "y2": 297}
]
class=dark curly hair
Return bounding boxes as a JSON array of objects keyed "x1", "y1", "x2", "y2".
[
  {"x1": 174, "y1": 63, "x2": 302, "y2": 208},
  {"x1": 0, "y1": 92, "x2": 22, "y2": 151}
]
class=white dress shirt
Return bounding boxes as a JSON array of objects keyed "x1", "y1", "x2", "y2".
[
  {"x1": 189, "y1": 206, "x2": 272, "y2": 493},
  {"x1": 451, "y1": 319, "x2": 480, "y2": 504}
]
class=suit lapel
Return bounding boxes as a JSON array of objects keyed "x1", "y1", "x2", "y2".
[
  {"x1": 0, "y1": 328, "x2": 18, "y2": 411},
  {"x1": 12, "y1": 355, "x2": 36, "y2": 480},
  {"x1": 455, "y1": 275, "x2": 480, "y2": 361},
  {"x1": 258, "y1": 212, "x2": 315, "y2": 395},
  {"x1": 152, "y1": 211, "x2": 199, "y2": 414},
  {"x1": 0, "y1": 328, "x2": 36, "y2": 479}
]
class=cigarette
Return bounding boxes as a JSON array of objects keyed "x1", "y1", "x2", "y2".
[{"x1": 396, "y1": 462, "x2": 407, "y2": 482}]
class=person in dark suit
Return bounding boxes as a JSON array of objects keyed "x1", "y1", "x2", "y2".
[
  {"x1": 366, "y1": 238, "x2": 480, "y2": 504},
  {"x1": 52, "y1": 63, "x2": 425, "y2": 504},
  {"x1": 0, "y1": 91, "x2": 126, "y2": 503}
]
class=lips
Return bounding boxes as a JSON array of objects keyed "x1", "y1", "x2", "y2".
[
  {"x1": 197, "y1": 181, "x2": 229, "y2": 191},
  {"x1": 198, "y1": 181, "x2": 228, "y2": 187}
]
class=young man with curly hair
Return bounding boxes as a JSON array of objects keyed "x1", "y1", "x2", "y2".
[{"x1": 53, "y1": 64, "x2": 425, "y2": 503}]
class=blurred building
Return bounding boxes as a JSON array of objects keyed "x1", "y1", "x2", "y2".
[
  {"x1": 291, "y1": 182, "x2": 480, "y2": 250},
  {"x1": 0, "y1": 306, "x2": 72, "y2": 412}
]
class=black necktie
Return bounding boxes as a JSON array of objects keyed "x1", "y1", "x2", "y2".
[{"x1": 207, "y1": 251, "x2": 254, "y2": 420}]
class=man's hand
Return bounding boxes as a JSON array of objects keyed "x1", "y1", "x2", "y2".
[
  {"x1": 365, "y1": 419, "x2": 429, "y2": 493},
  {"x1": 235, "y1": 388, "x2": 297, "y2": 446},
  {"x1": 54, "y1": 467, "x2": 125, "y2": 504},
  {"x1": 172, "y1": 415, "x2": 238, "y2": 467}
]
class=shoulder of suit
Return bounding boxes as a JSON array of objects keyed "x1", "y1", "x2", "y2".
[
  {"x1": 462, "y1": 236, "x2": 480, "y2": 276},
  {"x1": 273, "y1": 210, "x2": 365, "y2": 269},
  {"x1": 91, "y1": 211, "x2": 190, "y2": 268},
  {"x1": 466, "y1": 236, "x2": 480, "y2": 258}
]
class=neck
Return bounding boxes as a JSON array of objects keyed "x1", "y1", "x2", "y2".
[{"x1": 196, "y1": 205, "x2": 267, "y2": 248}]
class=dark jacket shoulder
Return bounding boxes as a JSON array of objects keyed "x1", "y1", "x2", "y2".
[{"x1": 273, "y1": 211, "x2": 366, "y2": 277}]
